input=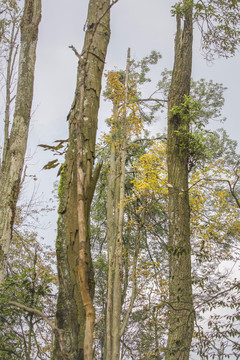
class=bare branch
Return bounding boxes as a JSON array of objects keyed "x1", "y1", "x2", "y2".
[
  {"x1": 205, "y1": 177, "x2": 240, "y2": 208},
  {"x1": 69, "y1": 45, "x2": 81, "y2": 59},
  {"x1": 8, "y1": 301, "x2": 69, "y2": 360},
  {"x1": 136, "y1": 98, "x2": 167, "y2": 103},
  {"x1": 194, "y1": 281, "x2": 240, "y2": 311}
]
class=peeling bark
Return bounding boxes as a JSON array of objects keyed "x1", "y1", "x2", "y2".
[
  {"x1": 54, "y1": 1, "x2": 111, "y2": 359},
  {"x1": 166, "y1": 2, "x2": 195, "y2": 359},
  {"x1": 53, "y1": 144, "x2": 85, "y2": 360},
  {"x1": 0, "y1": 0, "x2": 41, "y2": 284}
]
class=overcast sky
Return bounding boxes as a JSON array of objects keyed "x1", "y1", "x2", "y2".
[{"x1": 22, "y1": 0, "x2": 240, "y2": 244}]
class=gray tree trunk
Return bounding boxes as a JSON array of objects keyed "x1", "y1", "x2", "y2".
[
  {"x1": 105, "y1": 48, "x2": 130, "y2": 360},
  {"x1": 0, "y1": 0, "x2": 41, "y2": 284},
  {"x1": 54, "y1": 0, "x2": 111, "y2": 359},
  {"x1": 166, "y1": 2, "x2": 195, "y2": 359}
]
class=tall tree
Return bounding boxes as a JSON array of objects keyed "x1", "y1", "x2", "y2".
[
  {"x1": 53, "y1": 0, "x2": 113, "y2": 359},
  {"x1": 0, "y1": 0, "x2": 42, "y2": 284},
  {"x1": 166, "y1": 1, "x2": 194, "y2": 358},
  {"x1": 165, "y1": 0, "x2": 240, "y2": 357},
  {"x1": 105, "y1": 49, "x2": 131, "y2": 360}
]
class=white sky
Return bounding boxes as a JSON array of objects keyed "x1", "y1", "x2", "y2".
[{"x1": 22, "y1": 0, "x2": 240, "y2": 244}]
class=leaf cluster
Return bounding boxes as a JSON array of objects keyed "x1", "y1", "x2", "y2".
[
  {"x1": 0, "y1": 0, "x2": 21, "y2": 45},
  {"x1": 194, "y1": 0, "x2": 240, "y2": 59},
  {"x1": 39, "y1": 139, "x2": 68, "y2": 172},
  {"x1": 130, "y1": 50, "x2": 162, "y2": 84},
  {"x1": 171, "y1": 0, "x2": 240, "y2": 59},
  {"x1": 103, "y1": 71, "x2": 143, "y2": 147},
  {"x1": 0, "y1": 228, "x2": 56, "y2": 359},
  {"x1": 171, "y1": 95, "x2": 211, "y2": 166}
]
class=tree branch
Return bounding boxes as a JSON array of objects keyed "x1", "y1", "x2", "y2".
[
  {"x1": 136, "y1": 98, "x2": 167, "y2": 103},
  {"x1": 69, "y1": 45, "x2": 81, "y2": 59},
  {"x1": 8, "y1": 301, "x2": 69, "y2": 360}
]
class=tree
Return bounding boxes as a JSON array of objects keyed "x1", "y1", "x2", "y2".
[
  {"x1": 0, "y1": 0, "x2": 42, "y2": 283},
  {"x1": 105, "y1": 49, "x2": 140, "y2": 360},
  {"x1": 87, "y1": 50, "x2": 164, "y2": 359},
  {"x1": 166, "y1": 1, "x2": 194, "y2": 358},
  {"x1": 0, "y1": 0, "x2": 21, "y2": 165},
  {"x1": 193, "y1": 0, "x2": 240, "y2": 59},
  {"x1": 0, "y1": 222, "x2": 57, "y2": 359},
  {"x1": 165, "y1": 0, "x2": 240, "y2": 357},
  {"x1": 131, "y1": 129, "x2": 240, "y2": 359},
  {"x1": 0, "y1": 0, "x2": 20, "y2": 45},
  {"x1": 102, "y1": 50, "x2": 169, "y2": 360},
  {"x1": 53, "y1": 1, "x2": 113, "y2": 359}
]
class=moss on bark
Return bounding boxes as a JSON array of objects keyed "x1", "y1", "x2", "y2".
[{"x1": 166, "y1": 3, "x2": 195, "y2": 359}]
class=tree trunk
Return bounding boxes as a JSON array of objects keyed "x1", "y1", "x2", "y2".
[
  {"x1": 166, "y1": 2, "x2": 194, "y2": 359},
  {"x1": 105, "y1": 48, "x2": 130, "y2": 360},
  {"x1": 0, "y1": 0, "x2": 41, "y2": 284},
  {"x1": 105, "y1": 142, "x2": 119, "y2": 360},
  {"x1": 3, "y1": 20, "x2": 20, "y2": 165},
  {"x1": 54, "y1": 0, "x2": 111, "y2": 359},
  {"x1": 53, "y1": 135, "x2": 85, "y2": 359}
]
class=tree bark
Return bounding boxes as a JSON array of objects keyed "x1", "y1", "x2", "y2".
[
  {"x1": 105, "y1": 48, "x2": 130, "y2": 360},
  {"x1": 54, "y1": 1, "x2": 111, "y2": 359},
  {"x1": 166, "y1": 2, "x2": 194, "y2": 359},
  {"x1": 105, "y1": 142, "x2": 119, "y2": 360},
  {"x1": 0, "y1": 0, "x2": 41, "y2": 284},
  {"x1": 3, "y1": 20, "x2": 20, "y2": 166},
  {"x1": 53, "y1": 138, "x2": 85, "y2": 360}
]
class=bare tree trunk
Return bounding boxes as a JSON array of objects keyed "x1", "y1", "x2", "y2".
[
  {"x1": 54, "y1": 0, "x2": 111, "y2": 359},
  {"x1": 75, "y1": 1, "x2": 111, "y2": 358},
  {"x1": 166, "y1": 2, "x2": 195, "y2": 359},
  {"x1": 105, "y1": 142, "x2": 119, "y2": 360},
  {"x1": 3, "y1": 19, "x2": 20, "y2": 165},
  {"x1": 105, "y1": 48, "x2": 130, "y2": 360},
  {"x1": 0, "y1": 0, "x2": 41, "y2": 284}
]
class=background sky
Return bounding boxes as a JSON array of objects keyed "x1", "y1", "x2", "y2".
[{"x1": 21, "y1": 0, "x2": 240, "y2": 245}]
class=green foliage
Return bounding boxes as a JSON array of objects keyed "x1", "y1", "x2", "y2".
[
  {"x1": 0, "y1": 228, "x2": 57, "y2": 359},
  {"x1": 171, "y1": 95, "x2": 203, "y2": 125},
  {"x1": 193, "y1": 279, "x2": 240, "y2": 358},
  {"x1": 125, "y1": 305, "x2": 167, "y2": 360},
  {"x1": 95, "y1": 56, "x2": 240, "y2": 358},
  {"x1": 171, "y1": 95, "x2": 211, "y2": 165},
  {"x1": 194, "y1": 0, "x2": 240, "y2": 59},
  {"x1": 168, "y1": 75, "x2": 227, "y2": 168},
  {"x1": 0, "y1": 0, "x2": 21, "y2": 44},
  {"x1": 57, "y1": 162, "x2": 67, "y2": 207},
  {"x1": 190, "y1": 78, "x2": 226, "y2": 124},
  {"x1": 171, "y1": 0, "x2": 240, "y2": 59},
  {"x1": 171, "y1": 0, "x2": 194, "y2": 17},
  {"x1": 130, "y1": 50, "x2": 162, "y2": 84},
  {"x1": 204, "y1": 128, "x2": 239, "y2": 165},
  {"x1": 103, "y1": 51, "x2": 163, "y2": 125},
  {"x1": 157, "y1": 71, "x2": 227, "y2": 121},
  {"x1": 92, "y1": 133, "x2": 169, "y2": 359}
]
